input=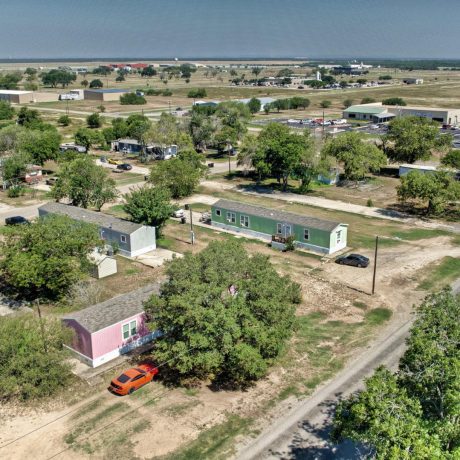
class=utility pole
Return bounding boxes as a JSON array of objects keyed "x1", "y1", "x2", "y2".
[
  {"x1": 185, "y1": 204, "x2": 195, "y2": 245},
  {"x1": 322, "y1": 108, "x2": 325, "y2": 138},
  {"x1": 372, "y1": 236, "x2": 379, "y2": 295},
  {"x1": 227, "y1": 140, "x2": 231, "y2": 175},
  {"x1": 36, "y1": 300, "x2": 48, "y2": 353}
]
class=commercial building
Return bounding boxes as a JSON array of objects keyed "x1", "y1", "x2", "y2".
[
  {"x1": 63, "y1": 284, "x2": 161, "y2": 367},
  {"x1": 0, "y1": 90, "x2": 59, "y2": 104},
  {"x1": 403, "y1": 78, "x2": 424, "y2": 85},
  {"x1": 84, "y1": 88, "x2": 129, "y2": 102},
  {"x1": 211, "y1": 199, "x2": 348, "y2": 255},
  {"x1": 343, "y1": 103, "x2": 460, "y2": 125},
  {"x1": 38, "y1": 202, "x2": 156, "y2": 257}
]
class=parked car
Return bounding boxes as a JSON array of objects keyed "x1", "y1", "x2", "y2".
[
  {"x1": 117, "y1": 163, "x2": 133, "y2": 171},
  {"x1": 46, "y1": 177, "x2": 58, "y2": 186},
  {"x1": 172, "y1": 208, "x2": 185, "y2": 218},
  {"x1": 336, "y1": 254, "x2": 370, "y2": 268},
  {"x1": 100, "y1": 156, "x2": 108, "y2": 163},
  {"x1": 108, "y1": 158, "x2": 123, "y2": 165},
  {"x1": 5, "y1": 216, "x2": 29, "y2": 225},
  {"x1": 108, "y1": 364, "x2": 159, "y2": 396}
]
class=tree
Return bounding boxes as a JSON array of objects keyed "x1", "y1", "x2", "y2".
[
  {"x1": 144, "y1": 240, "x2": 300, "y2": 386},
  {"x1": 379, "y1": 75, "x2": 393, "y2": 80},
  {"x1": 17, "y1": 127, "x2": 61, "y2": 165},
  {"x1": 237, "y1": 133, "x2": 269, "y2": 181},
  {"x1": 0, "y1": 124, "x2": 24, "y2": 155},
  {"x1": 385, "y1": 116, "x2": 450, "y2": 163},
  {"x1": 16, "y1": 107, "x2": 43, "y2": 129},
  {"x1": 343, "y1": 99, "x2": 354, "y2": 108},
  {"x1": 89, "y1": 79, "x2": 103, "y2": 88},
  {"x1": 322, "y1": 131, "x2": 387, "y2": 181},
  {"x1": 81, "y1": 79, "x2": 89, "y2": 88},
  {"x1": 141, "y1": 66, "x2": 157, "y2": 77},
  {"x1": 149, "y1": 149, "x2": 207, "y2": 198},
  {"x1": 441, "y1": 149, "x2": 460, "y2": 169},
  {"x1": 0, "y1": 214, "x2": 102, "y2": 299},
  {"x1": 251, "y1": 67, "x2": 263, "y2": 80},
  {"x1": 74, "y1": 127, "x2": 105, "y2": 151},
  {"x1": 92, "y1": 66, "x2": 112, "y2": 76},
  {"x1": 320, "y1": 100, "x2": 331, "y2": 108},
  {"x1": 147, "y1": 113, "x2": 193, "y2": 149},
  {"x1": 40, "y1": 70, "x2": 76, "y2": 88},
  {"x1": 115, "y1": 74, "x2": 125, "y2": 82},
  {"x1": 257, "y1": 123, "x2": 313, "y2": 190},
  {"x1": 397, "y1": 170, "x2": 460, "y2": 214},
  {"x1": 0, "y1": 100, "x2": 15, "y2": 120},
  {"x1": 382, "y1": 97, "x2": 406, "y2": 106},
  {"x1": 86, "y1": 112, "x2": 102, "y2": 128},
  {"x1": 24, "y1": 67, "x2": 37, "y2": 77},
  {"x1": 0, "y1": 72, "x2": 23, "y2": 89},
  {"x1": 1, "y1": 152, "x2": 29, "y2": 184},
  {"x1": 51, "y1": 156, "x2": 118, "y2": 210},
  {"x1": 0, "y1": 314, "x2": 73, "y2": 400},
  {"x1": 57, "y1": 114, "x2": 71, "y2": 126},
  {"x1": 187, "y1": 88, "x2": 207, "y2": 98},
  {"x1": 333, "y1": 290, "x2": 460, "y2": 458},
  {"x1": 361, "y1": 97, "x2": 376, "y2": 104},
  {"x1": 120, "y1": 93, "x2": 147, "y2": 105},
  {"x1": 189, "y1": 111, "x2": 217, "y2": 151},
  {"x1": 247, "y1": 97, "x2": 262, "y2": 114},
  {"x1": 123, "y1": 187, "x2": 174, "y2": 237}
]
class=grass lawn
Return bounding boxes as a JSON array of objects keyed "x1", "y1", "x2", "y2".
[
  {"x1": 111, "y1": 172, "x2": 145, "y2": 186},
  {"x1": 418, "y1": 257, "x2": 460, "y2": 291}
]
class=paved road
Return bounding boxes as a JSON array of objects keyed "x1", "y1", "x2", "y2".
[
  {"x1": 0, "y1": 203, "x2": 43, "y2": 223},
  {"x1": 236, "y1": 319, "x2": 413, "y2": 460}
]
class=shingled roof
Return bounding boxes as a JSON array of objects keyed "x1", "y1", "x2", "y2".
[
  {"x1": 213, "y1": 199, "x2": 345, "y2": 232},
  {"x1": 63, "y1": 283, "x2": 160, "y2": 333},
  {"x1": 39, "y1": 202, "x2": 144, "y2": 234}
]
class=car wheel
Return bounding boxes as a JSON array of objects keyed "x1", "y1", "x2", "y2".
[
  {"x1": 357, "y1": 264, "x2": 362, "y2": 268},
  {"x1": 340, "y1": 260, "x2": 344, "y2": 265},
  {"x1": 128, "y1": 387, "x2": 135, "y2": 395}
]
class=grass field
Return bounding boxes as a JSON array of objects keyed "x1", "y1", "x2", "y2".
[{"x1": 418, "y1": 257, "x2": 460, "y2": 291}]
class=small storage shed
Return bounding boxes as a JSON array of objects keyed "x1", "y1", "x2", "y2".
[
  {"x1": 63, "y1": 284, "x2": 161, "y2": 367},
  {"x1": 211, "y1": 199, "x2": 348, "y2": 254},
  {"x1": 90, "y1": 251, "x2": 117, "y2": 279},
  {"x1": 38, "y1": 202, "x2": 156, "y2": 257},
  {"x1": 84, "y1": 89, "x2": 129, "y2": 102}
]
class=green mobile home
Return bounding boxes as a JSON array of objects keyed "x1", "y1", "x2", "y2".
[{"x1": 211, "y1": 199, "x2": 348, "y2": 255}]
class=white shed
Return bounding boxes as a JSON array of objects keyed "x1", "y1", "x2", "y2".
[{"x1": 90, "y1": 251, "x2": 117, "y2": 279}]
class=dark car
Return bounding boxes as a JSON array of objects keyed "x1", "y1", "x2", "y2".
[
  {"x1": 117, "y1": 163, "x2": 133, "y2": 171},
  {"x1": 5, "y1": 216, "x2": 29, "y2": 225},
  {"x1": 336, "y1": 254, "x2": 370, "y2": 268}
]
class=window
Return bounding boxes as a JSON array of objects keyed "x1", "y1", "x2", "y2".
[
  {"x1": 285, "y1": 225, "x2": 292, "y2": 236},
  {"x1": 122, "y1": 320, "x2": 137, "y2": 340},
  {"x1": 337, "y1": 230, "x2": 342, "y2": 243},
  {"x1": 304, "y1": 229, "x2": 310, "y2": 241},
  {"x1": 120, "y1": 234, "x2": 127, "y2": 243},
  {"x1": 130, "y1": 320, "x2": 137, "y2": 336},
  {"x1": 215, "y1": 209, "x2": 221, "y2": 217},
  {"x1": 122, "y1": 324, "x2": 130, "y2": 340},
  {"x1": 226, "y1": 212, "x2": 236, "y2": 223},
  {"x1": 277, "y1": 223, "x2": 282, "y2": 234},
  {"x1": 240, "y1": 215, "x2": 249, "y2": 227}
]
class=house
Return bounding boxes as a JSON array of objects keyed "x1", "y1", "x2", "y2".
[
  {"x1": 24, "y1": 165, "x2": 43, "y2": 184},
  {"x1": 211, "y1": 199, "x2": 348, "y2": 254},
  {"x1": 38, "y1": 202, "x2": 156, "y2": 257},
  {"x1": 399, "y1": 164, "x2": 437, "y2": 176},
  {"x1": 63, "y1": 284, "x2": 161, "y2": 367},
  {"x1": 84, "y1": 89, "x2": 129, "y2": 102},
  {"x1": 403, "y1": 78, "x2": 423, "y2": 85},
  {"x1": 113, "y1": 138, "x2": 143, "y2": 154},
  {"x1": 112, "y1": 139, "x2": 178, "y2": 159}
]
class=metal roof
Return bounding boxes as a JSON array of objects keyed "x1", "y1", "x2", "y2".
[
  {"x1": 39, "y1": 202, "x2": 144, "y2": 234},
  {"x1": 85, "y1": 89, "x2": 129, "y2": 93},
  {"x1": 0, "y1": 90, "x2": 33, "y2": 95},
  {"x1": 63, "y1": 283, "x2": 160, "y2": 333},
  {"x1": 344, "y1": 105, "x2": 387, "y2": 114},
  {"x1": 213, "y1": 199, "x2": 345, "y2": 232},
  {"x1": 118, "y1": 138, "x2": 140, "y2": 145}
]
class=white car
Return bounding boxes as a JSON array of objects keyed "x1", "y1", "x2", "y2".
[{"x1": 172, "y1": 209, "x2": 185, "y2": 218}]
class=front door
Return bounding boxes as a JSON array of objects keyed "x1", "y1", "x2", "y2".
[{"x1": 281, "y1": 223, "x2": 292, "y2": 238}]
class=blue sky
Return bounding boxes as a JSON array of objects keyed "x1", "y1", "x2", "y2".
[{"x1": 0, "y1": 0, "x2": 459, "y2": 59}]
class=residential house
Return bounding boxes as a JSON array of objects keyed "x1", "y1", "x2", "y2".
[
  {"x1": 63, "y1": 284, "x2": 161, "y2": 367},
  {"x1": 38, "y1": 202, "x2": 156, "y2": 257},
  {"x1": 211, "y1": 199, "x2": 348, "y2": 254}
]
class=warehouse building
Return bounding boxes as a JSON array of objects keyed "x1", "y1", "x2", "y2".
[
  {"x1": 84, "y1": 89, "x2": 129, "y2": 102},
  {"x1": 0, "y1": 90, "x2": 59, "y2": 104},
  {"x1": 343, "y1": 103, "x2": 460, "y2": 124}
]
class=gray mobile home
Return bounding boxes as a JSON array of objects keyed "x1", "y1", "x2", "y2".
[{"x1": 38, "y1": 203, "x2": 156, "y2": 257}]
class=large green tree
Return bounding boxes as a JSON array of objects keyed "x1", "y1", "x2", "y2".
[
  {"x1": 0, "y1": 215, "x2": 101, "y2": 299},
  {"x1": 385, "y1": 116, "x2": 452, "y2": 163},
  {"x1": 149, "y1": 149, "x2": 207, "y2": 198},
  {"x1": 0, "y1": 315, "x2": 73, "y2": 400},
  {"x1": 18, "y1": 127, "x2": 61, "y2": 165},
  {"x1": 40, "y1": 69, "x2": 76, "y2": 88},
  {"x1": 51, "y1": 156, "x2": 118, "y2": 210},
  {"x1": 397, "y1": 170, "x2": 460, "y2": 215},
  {"x1": 0, "y1": 100, "x2": 15, "y2": 120},
  {"x1": 333, "y1": 290, "x2": 460, "y2": 459},
  {"x1": 74, "y1": 127, "x2": 105, "y2": 151},
  {"x1": 123, "y1": 186, "x2": 174, "y2": 236},
  {"x1": 145, "y1": 240, "x2": 301, "y2": 385},
  {"x1": 322, "y1": 131, "x2": 386, "y2": 181}
]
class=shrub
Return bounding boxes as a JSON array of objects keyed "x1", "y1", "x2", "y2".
[
  {"x1": 187, "y1": 88, "x2": 207, "y2": 98},
  {"x1": 120, "y1": 93, "x2": 147, "y2": 105},
  {"x1": 382, "y1": 97, "x2": 406, "y2": 106},
  {"x1": 57, "y1": 115, "x2": 71, "y2": 126}
]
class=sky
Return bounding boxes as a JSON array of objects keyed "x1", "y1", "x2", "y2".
[{"x1": 0, "y1": 0, "x2": 459, "y2": 59}]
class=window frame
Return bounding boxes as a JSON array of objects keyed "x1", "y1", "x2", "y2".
[
  {"x1": 303, "y1": 228, "x2": 310, "y2": 241},
  {"x1": 120, "y1": 234, "x2": 127, "y2": 244},
  {"x1": 215, "y1": 209, "x2": 221, "y2": 217},
  {"x1": 122, "y1": 323, "x2": 130, "y2": 340},
  {"x1": 337, "y1": 230, "x2": 342, "y2": 243},
  {"x1": 240, "y1": 215, "x2": 249, "y2": 228},
  {"x1": 130, "y1": 320, "x2": 137, "y2": 336},
  {"x1": 226, "y1": 212, "x2": 236, "y2": 224},
  {"x1": 276, "y1": 223, "x2": 282, "y2": 235}
]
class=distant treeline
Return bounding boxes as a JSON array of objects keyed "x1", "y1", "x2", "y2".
[{"x1": 310, "y1": 59, "x2": 460, "y2": 71}]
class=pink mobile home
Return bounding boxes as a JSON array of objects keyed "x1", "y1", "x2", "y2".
[{"x1": 63, "y1": 284, "x2": 160, "y2": 367}]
